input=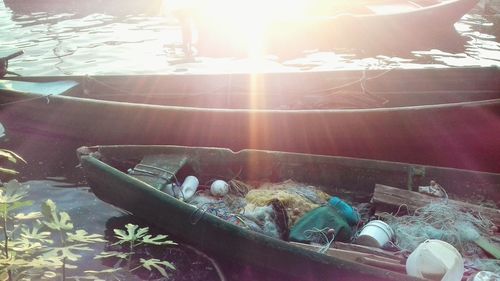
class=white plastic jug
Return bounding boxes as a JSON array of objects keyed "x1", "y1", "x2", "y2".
[{"x1": 180, "y1": 175, "x2": 199, "y2": 201}]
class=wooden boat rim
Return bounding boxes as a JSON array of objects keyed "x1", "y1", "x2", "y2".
[
  {"x1": 79, "y1": 145, "x2": 500, "y2": 178},
  {"x1": 265, "y1": 0, "x2": 478, "y2": 19},
  {"x1": 38, "y1": 94, "x2": 500, "y2": 114}
]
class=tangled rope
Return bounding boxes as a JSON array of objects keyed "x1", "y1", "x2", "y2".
[{"x1": 384, "y1": 202, "x2": 495, "y2": 255}]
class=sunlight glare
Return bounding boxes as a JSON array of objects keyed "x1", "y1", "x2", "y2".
[{"x1": 166, "y1": 0, "x2": 319, "y2": 56}]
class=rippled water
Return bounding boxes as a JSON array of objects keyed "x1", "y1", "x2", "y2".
[{"x1": 1, "y1": 0, "x2": 499, "y2": 75}]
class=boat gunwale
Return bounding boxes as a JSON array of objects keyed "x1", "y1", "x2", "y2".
[{"x1": 2, "y1": 84, "x2": 500, "y2": 114}]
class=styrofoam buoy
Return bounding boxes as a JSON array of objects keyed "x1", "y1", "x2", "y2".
[
  {"x1": 406, "y1": 239, "x2": 464, "y2": 281},
  {"x1": 210, "y1": 180, "x2": 229, "y2": 197},
  {"x1": 355, "y1": 220, "x2": 394, "y2": 248},
  {"x1": 180, "y1": 176, "x2": 199, "y2": 201}
]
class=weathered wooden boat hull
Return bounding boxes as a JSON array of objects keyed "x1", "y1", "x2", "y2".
[
  {"x1": 78, "y1": 145, "x2": 500, "y2": 280},
  {"x1": 1, "y1": 67, "x2": 500, "y2": 172}
]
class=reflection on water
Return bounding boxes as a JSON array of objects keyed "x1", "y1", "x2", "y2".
[{"x1": 0, "y1": 0, "x2": 499, "y2": 75}]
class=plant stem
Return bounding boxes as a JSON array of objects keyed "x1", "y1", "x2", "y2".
[
  {"x1": 2, "y1": 208, "x2": 8, "y2": 258},
  {"x1": 62, "y1": 257, "x2": 66, "y2": 281},
  {"x1": 60, "y1": 230, "x2": 66, "y2": 281}
]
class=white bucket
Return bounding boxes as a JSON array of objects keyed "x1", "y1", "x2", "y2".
[
  {"x1": 406, "y1": 239, "x2": 464, "y2": 281},
  {"x1": 355, "y1": 220, "x2": 394, "y2": 248}
]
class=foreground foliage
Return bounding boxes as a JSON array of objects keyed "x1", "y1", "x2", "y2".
[{"x1": 0, "y1": 167, "x2": 176, "y2": 280}]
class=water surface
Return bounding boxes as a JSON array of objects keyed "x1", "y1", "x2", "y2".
[{"x1": 1, "y1": 0, "x2": 499, "y2": 75}]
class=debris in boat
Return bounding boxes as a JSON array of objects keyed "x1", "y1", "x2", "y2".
[
  {"x1": 227, "y1": 179, "x2": 251, "y2": 196},
  {"x1": 466, "y1": 271, "x2": 500, "y2": 281},
  {"x1": 241, "y1": 204, "x2": 283, "y2": 239},
  {"x1": 162, "y1": 175, "x2": 199, "y2": 201},
  {"x1": 355, "y1": 220, "x2": 394, "y2": 248},
  {"x1": 179, "y1": 175, "x2": 199, "y2": 201},
  {"x1": 289, "y1": 198, "x2": 360, "y2": 243},
  {"x1": 406, "y1": 239, "x2": 464, "y2": 281},
  {"x1": 127, "y1": 154, "x2": 187, "y2": 189},
  {"x1": 210, "y1": 179, "x2": 229, "y2": 197},
  {"x1": 372, "y1": 184, "x2": 500, "y2": 226},
  {"x1": 245, "y1": 182, "x2": 330, "y2": 226},
  {"x1": 291, "y1": 241, "x2": 407, "y2": 272},
  {"x1": 474, "y1": 236, "x2": 500, "y2": 259},
  {"x1": 329, "y1": 196, "x2": 360, "y2": 225},
  {"x1": 383, "y1": 201, "x2": 495, "y2": 255},
  {"x1": 371, "y1": 184, "x2": 500, "y2": 279},
  {"x1": 418, "y1": 180, "x2": 447, "y2": 198}
]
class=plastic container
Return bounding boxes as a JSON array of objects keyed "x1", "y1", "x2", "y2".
[
  {"x1": 180, "y1": 175, "x2": 199, "y2": 201},
  {"x1": 406, "y1": 239, "x2": 464, "y2": 281},
  {"x1": 328, "y1": 197, "x2": 360, "y2": 225},
  {"x1": 355, "y1": 220, "x2": 394, "y2": 248}
]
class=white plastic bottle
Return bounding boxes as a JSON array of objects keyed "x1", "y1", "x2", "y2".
[{"x1": 180, "y1": 175, "x2": 199, "y2": 201}]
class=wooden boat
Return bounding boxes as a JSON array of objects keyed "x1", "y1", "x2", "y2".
[
  {"x1": 190, "y1": 0, "x2": 480, "y2": 55},
  {"x1": 77, "y1": 145, "x2": 500, "y2": 280},
  {"x1": 1, "y1": 67, "x2": 500, "y2": 173}
]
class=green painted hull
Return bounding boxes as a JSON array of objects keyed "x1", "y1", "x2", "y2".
[{"x1": 78, "y1": 145, "x2": 500, "y2": 280}]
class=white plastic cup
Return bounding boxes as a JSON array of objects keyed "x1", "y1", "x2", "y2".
[
  {"x1": 355, "y1": 220, "x2": 394, "y2": 248},
  {"x1": 180, "y1": 175, "x2": 199, "y2": 201}
]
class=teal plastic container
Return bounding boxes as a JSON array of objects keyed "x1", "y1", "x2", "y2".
[{"x1": 328, "y1": 197, "x2": 360, "y2": 226}]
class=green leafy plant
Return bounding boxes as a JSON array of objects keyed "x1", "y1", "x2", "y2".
[
  {"x1": 0, "y1": 182, "x2": 107, "y2": 281},
  {"x1": 0, "y1": 143, "x2": 177, "y2": 280},
  {"x1": 0, "y1": 149, "x2": 26, "y2": 176},
  {"x1": 93, "y1": 223, "x2": 177, "y2": 279}
]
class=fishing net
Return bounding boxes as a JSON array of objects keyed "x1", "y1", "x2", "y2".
[
  {"x1": 384, "y1": 202, "x2": 495, "y2": 256},
  {"x1": 245, "y1": 185, "x2": 330, "y2": 226}
]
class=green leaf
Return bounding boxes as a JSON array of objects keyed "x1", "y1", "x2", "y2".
[
  {"x1": 9, "y1": 238, "x2": 42, "y2": 252},
  {"x1": 0, "y1": 180, "x2": 28, "y2": 204},
  {"x1": 43, "y1": 271, "x2": 58, "y2": 279},
  {"x1": 20, "y1": 222, "x2": 53, "y2": 244},
  {"x1": 67, "y1": 230, "x2": 106, "y2": 244},
  {"x1": 0, "y1": 149, "x2": 26, "y2": 164},
  {"x1": 94, "y1": 251, "x2": 130, "y2": 260},
  {"x1": 78, "y1": 268, "x2": 124, "y2": 281},
  {"x1": 28, "y1": 256, "x2": 64, "y2": 268},
  {"x1": 7, "y1": 200, "x2": 33, "y2": 213},
  {"x1": 139, "y1": 258, "x2": 175, "y2": 277},
  {"x1": 0, "y1": 167, "x2": 18, "y2": 175},
  {"x1": 0, "y1": 150, "x2": 16, "y2": 164},
  {"x1": 141, "y1": 234, "x2": 177, "y2": 246},
  {"x1": 112, "y1": 224, "x2": 149, "y2": 245},
  {"x1": 42, "y1": 244, "x2": 92, "y2": 262},
  {"x1": 14, "y1": 211, "x2": 43, "y2": 220},
  {"x1": 41, "y1": 199, "x2": 74, "y2": 231}
]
